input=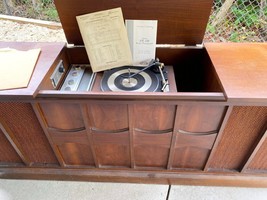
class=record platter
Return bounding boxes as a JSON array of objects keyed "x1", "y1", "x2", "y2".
[{"x1": 100, "y1": 59, "x2": 170, "y2": 92}]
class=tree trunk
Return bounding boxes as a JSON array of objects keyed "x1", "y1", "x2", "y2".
[
  {"x1": 3, "y1": 0, "x2": 14, "y2": 15},
  {"x1": 212, "y1": 0, "x2": 235, "y2": 26}
]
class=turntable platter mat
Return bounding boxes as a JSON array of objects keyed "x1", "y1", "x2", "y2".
[{"x1": 101, "y1": 66, "x2": 159, "y2": 92}]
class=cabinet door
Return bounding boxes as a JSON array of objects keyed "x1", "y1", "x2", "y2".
[
  {"x1": 40, "y1": 102, "x2": 84, "y2": 130},
  {"x1": 86, "y1": 104, "x2": 130, "y2": 167},
  {"x1": 49, "y1": 129, "x2": 95, "y2": 166},
  {"x1": 172, "y1": 105, "x2": 226, "y2": 170},
  {"x1": 38, "y1": 102, "x2": 95, "y2": 167},
  {"x1": 92, "y1": 131, "x2": 130, "y2": 167},
  {"x1": 132, "y1": 104, "x2": 176, "y2": 168}
]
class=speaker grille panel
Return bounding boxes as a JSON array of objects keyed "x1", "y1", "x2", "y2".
[
  {"x1": 0, "y1": 102, "x2": 58, "y2": 165},
  {"x1": 207, "y1": 106, "x2": 267, "y2": 171},
  {"x1": 0, "y1": 128, "x2": 23, "y2": 164}
]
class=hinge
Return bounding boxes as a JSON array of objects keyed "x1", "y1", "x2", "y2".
[{"x1": 156, "y1": 43, "x2": 203, "y2": 49}]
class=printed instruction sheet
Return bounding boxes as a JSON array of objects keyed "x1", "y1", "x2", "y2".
[
  {"x1": 77, "y1": 7, "x2": 133, "y2": 72},
  {"x1": 126, "y1": 20, "x2": 157, "y2": 66}
]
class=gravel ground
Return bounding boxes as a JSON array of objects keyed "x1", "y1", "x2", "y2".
[{"x1": 0, "y1": 19, "x2": 66, "y2": 42}]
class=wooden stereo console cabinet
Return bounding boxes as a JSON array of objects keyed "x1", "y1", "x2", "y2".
[{"x1": 0, "y1": 0, "x2": 266, "y2": 187}]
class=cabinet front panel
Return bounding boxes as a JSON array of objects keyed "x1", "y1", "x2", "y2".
[
  {"x1": 93, "y1": 132, "x2": 130, "y2": 167},
  {"x1": 57, "y1": 143, "x2": 95, "y2": 166},
  {"x1": 95, "y1": 144, "x2": 130, "y2": 167},
  {"x1": 0, "y1": 128, "x2": 23, "y2": 164},
  {"x1": 176, "y1": 105, "x2": 226, "y2": 133},
  {"x1": 134, "y1": 131, "x2": 172, "y2": 147},
  {"x1": 133, "y1": 130, "x2": 172, "y2": 166},
  {"x1": 207, "y1": 106, "x2": 267, "y2": 171},
  {"x1": 39, "y1": 102, "x2": 84, "y2": 130},
  {"x1": 87, "y1": 104, "x2": 128, "y2": 131},
  {"x1": 172, "y1": 105, "x2": 225, "y2": 170},
  {"x1": 49, "y1": 129, "x2": 89, "y2": 145},
  {"x1": 132, "y1": 105, "x2": 175, "y2": 168},
  {"x1": 132, "y1": 104, "x2": 176, "y2": 131},
  {"x1": 172, "y1": 134, "x2": 217, "y2": 170},
  {"x1": 49, "y1": 129, "x2": 95, "y2": 166},
  {"x1": 134, "y1": 145, "x2": 170, "y2": 168},
  {"x1": 0, "y1": 102, "x2": 58, "y2": 165}
]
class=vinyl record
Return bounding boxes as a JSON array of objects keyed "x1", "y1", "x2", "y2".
[{"x1": 101, "y1": 66, "x2": 159, "y2": 92}]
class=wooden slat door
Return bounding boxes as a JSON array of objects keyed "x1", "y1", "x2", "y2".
[
  {"x1": 38, "y1": 102, "x2": 95, "y2": 167},
  {"x1": 86, "y1": 103, "x2": 130, "y2": 168},
  {"x1": 131, "y1": 104, "x2": 176, "y2": 168},
  {"x1": 171, "y1": 105, "x2": 226, "y2": 170}
]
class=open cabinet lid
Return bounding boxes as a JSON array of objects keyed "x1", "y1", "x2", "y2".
[
  {"x1": 54, "y1": 0, "x2": 213, "y2": 46},
  {"x1": 205, "y1": 43, "x2": 267, "y2": 104}
]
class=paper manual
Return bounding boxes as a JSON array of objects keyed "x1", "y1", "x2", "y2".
[
  {"x1": 0, "y1": 48, "x2": 40, "y2": 91},
  {"x1": 76, "y1": 7, "x2": 133, "y2": 72},
  {"x1": 126, "y1": 20, "x2": 157, "y2": 66}
]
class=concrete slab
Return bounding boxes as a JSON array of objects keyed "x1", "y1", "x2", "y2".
[
  {"x1": 169, "y1": 185, "x2": 267, "y2": 200},
  {"x1": 0, "y1": 179, "x2": 168, "y2": 200}
]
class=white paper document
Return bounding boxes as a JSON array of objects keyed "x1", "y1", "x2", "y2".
[
  {"x1": 76, "y1": 7, "x2": 133, "y2": 72},
  {"x1": 126, "y1": 20, "x2": 157, "y2": 66},
  {"x1": 0, "y1": 48, "x2": 40, "y2": 90}
]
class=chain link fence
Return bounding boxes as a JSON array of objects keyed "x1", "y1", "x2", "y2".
[
  {"x1": 1, "y1": 0, "x2": 266, "y2": 42},
  {"x1": 205, "y1": 0, "x2": 267, "y2": 42}
]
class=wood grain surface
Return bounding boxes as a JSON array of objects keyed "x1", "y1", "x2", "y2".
[
  {"x1": 205, "y1": 43, "x2": 267, "y2": 104},
  {"x1": 0, "y1": 42, "x2": 65, "y2": 99},
  {"x1": 54, "y1": 0, "x2": 213, "y2": 45}
]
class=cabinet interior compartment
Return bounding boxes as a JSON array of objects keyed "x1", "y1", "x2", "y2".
[
  {"x1": 156, "y1": 47, "x2": 222, "y2": 93},
  {"x1": 38, "y1": 46, "x2": 224, "y2": 98}
]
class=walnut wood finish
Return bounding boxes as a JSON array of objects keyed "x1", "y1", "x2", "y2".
[
  {"x1": 131, "y1": 104, "x2": 176, "y2": 168},
  {"x1": 0, "y1": 42, "x2": 65, "y2": 100},
  {"x1": 86, "y1": 104, "x2": 130, "y2": 167},
  {"x1": 2, "y1": 167, "x2": 267, "y2": 187},
  {"x1": 0, "y1": 40, "x2": 267, "y2": 187},
  {"x1": 86, "y1": 104, "x2": 128, "y2": 131},
  {"x1": 37, "y1": 102, "x2": 95, "y2": 167},
  {"x1": 39, "y1": 102, "x2": 85, "y2": 130},
  {"x1": 175, "y1": 105, "x2": 226, "y2": 133},
  {"x1": 173, "y1": 134, "x2": 217, "y2": 170},
  {"x1": 133, "y1": 131, "x2": 172, "y2": 168},
  {"x1": 205, "y1": 43, "x2": 267, "y2": 104},
  {"x1": 54, "y1": 0, "x2": 213, "y2": 45},
  {"x1": 170, "y1": 105, "x2": 226, "y2": 170}
]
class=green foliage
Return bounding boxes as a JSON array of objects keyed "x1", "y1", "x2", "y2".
[
  {"x1": 231, "y1": 1, "x2": 261, "y2": 28},
  {"x1": 206, "y1": 0, "x2": 266, "y2": 42},
  {"x1": 41, "y1": 0, "x2": 53, "y2": 7},
  {"x1": 229, "y1": 31, "x2": 239, "y2": 42},
  {"x1": 207, "y1": 24, "x2": 216, "y2": 34},
  {"x1": 44, "y1": 7, "x2": 58, "y2": 21},
  {"x1": 11, "y1": 0, "x2": 59, "y2": 21}
]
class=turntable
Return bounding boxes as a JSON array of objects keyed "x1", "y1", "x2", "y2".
[{"x1": 100, "y1": 59, "x2": 170, "y2": 92}]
